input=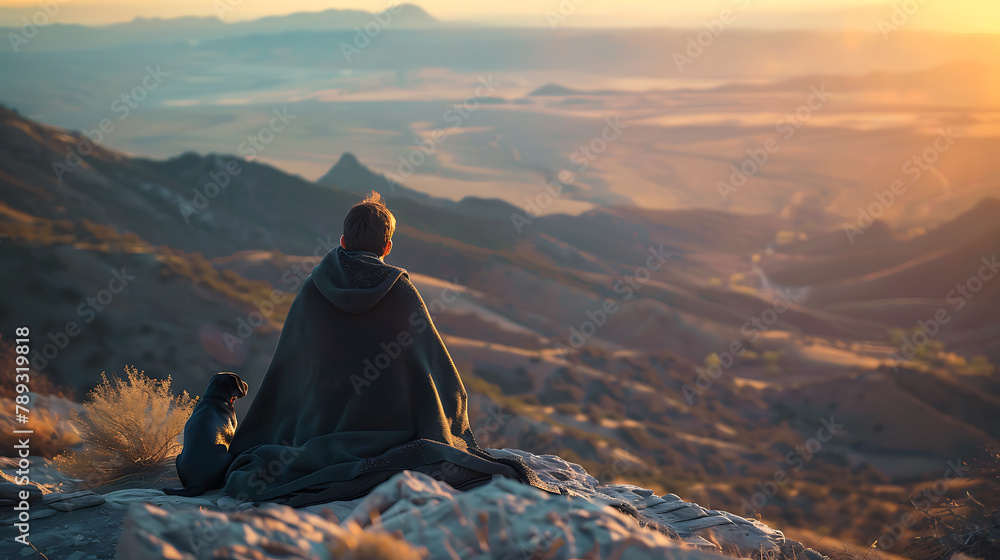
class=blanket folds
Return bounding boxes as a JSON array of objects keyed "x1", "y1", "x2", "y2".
[{"x1": 224, "y1": 247, "x2": 559, "y2": 506}]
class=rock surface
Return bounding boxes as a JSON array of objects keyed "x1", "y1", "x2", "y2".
[
  {"x1": 43, "y1": 490, "x2": 107, "y2": 512},
  {"x1": 111, "y1": 449, "x2": 825, "y2": 560},
  {"x1": 0, "y1": 449, "x2": 825, "y2": 559},
  {"x1": 119, "y1": 474, "x2": 723, "y2": 560},
  {"x1": 0, "y1": 481, "x2": 43, "y2": 506}
]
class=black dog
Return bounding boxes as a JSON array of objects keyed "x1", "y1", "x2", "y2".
[{"x1": 163, "y1": 372, "x2": 248, "y2": 497}]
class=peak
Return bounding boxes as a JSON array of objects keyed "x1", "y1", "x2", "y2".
[
  {"x1": 384, "y1": 3, "x2": 435, "y2": 18},
  {"x1": 333, "y1": 152, "x2": 362, "y2": 170},
  {"x1": 392, "y1": 3, "x2": 429, "y2": 13},
  {"x1": 317, "y1": 152, "x2": 445, "y2": 206},
  {"x1": 318, "y1": 152, "x2": 388, "y2": 190}
]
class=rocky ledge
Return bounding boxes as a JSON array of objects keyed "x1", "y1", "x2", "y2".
[
  {"x1": 2, "y1": 450, "x2": 825, "y2": 559},
  {"x1": 120, "y1": 449, "x2": 823, "y2": 560}
]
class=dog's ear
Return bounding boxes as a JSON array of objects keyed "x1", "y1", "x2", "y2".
[
  {"x1": 215, "y1": 372, "x2": 248, "y2": 398},
  {"x1": 225, "y1": 372, "x2": 248, "y2": 398}
]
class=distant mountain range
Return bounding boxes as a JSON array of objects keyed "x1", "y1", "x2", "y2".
[
  {"x1": 0, "y1": 4, "x2": 439, "y2": 52},
  {"x1": 3, "y1": 15, "x2": 999, "y2": 83}
]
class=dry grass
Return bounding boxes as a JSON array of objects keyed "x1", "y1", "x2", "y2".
[
  {"x1": 825, "y1": 543, "x2": 886, "y2": 560},
  {"x1": 0, "y1": 399, "x2": 82, "y2": 458},
  {"x1": 328, "y1": 521, "x2": 426, "y2": 560},
  {"x1": 52, "y1": 366, "x2": 197, "y2": 486},
  {"x1": 0, "y1": 335, "x2": 80, "y2": 457},
  {"x1": 0, "y1": 335, "x2": 73, "y2": 400}
]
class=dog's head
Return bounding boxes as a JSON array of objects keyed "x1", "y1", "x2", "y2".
[{"x1": 205, "y1": 372, "x2": 249, "y2": 405}]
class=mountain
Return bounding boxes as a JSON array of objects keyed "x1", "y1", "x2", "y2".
[
  {"x1": 0, "y1": 4, "x2": 439, "y2": 53},
  {"x1": 1, "y1": 106, "x2": 998, "y2": 556},
  {"x1": 239, "y1": 5, "x2": 438, "y2": 33},
  {"x1": 317, "y1": 152, "x2": 444, "y2": 207},
  {"x1": 761, "y1": 197, "x2": 1000, "y2": 351}
]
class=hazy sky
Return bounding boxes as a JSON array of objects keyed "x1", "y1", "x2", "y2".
[{"x1": 0, "y1": 0, "x2": 998, "y2": 32}]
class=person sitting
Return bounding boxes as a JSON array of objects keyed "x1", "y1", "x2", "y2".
[{"x1": 223, "y1": 191, "x2": 558, "y2": 506}]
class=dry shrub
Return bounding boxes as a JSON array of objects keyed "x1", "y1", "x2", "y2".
[
  {"x1": 52, "y1": 366, "x2": 197, "y2": 485},
  {"x1": 909, "y1": 494, "x2": 1000, "y2": 560},
  {"x1": 909, "y1": 449, "x2": 1000, "y2": 560}
]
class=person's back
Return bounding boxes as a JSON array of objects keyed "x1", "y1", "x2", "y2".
[{"x1": 224, "y1": 192, "x2": 558, "y2": 506}]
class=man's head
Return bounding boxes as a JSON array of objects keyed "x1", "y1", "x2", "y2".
[{"x1": 340, "y1": 191, "x2": 395, "y2": 258}]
